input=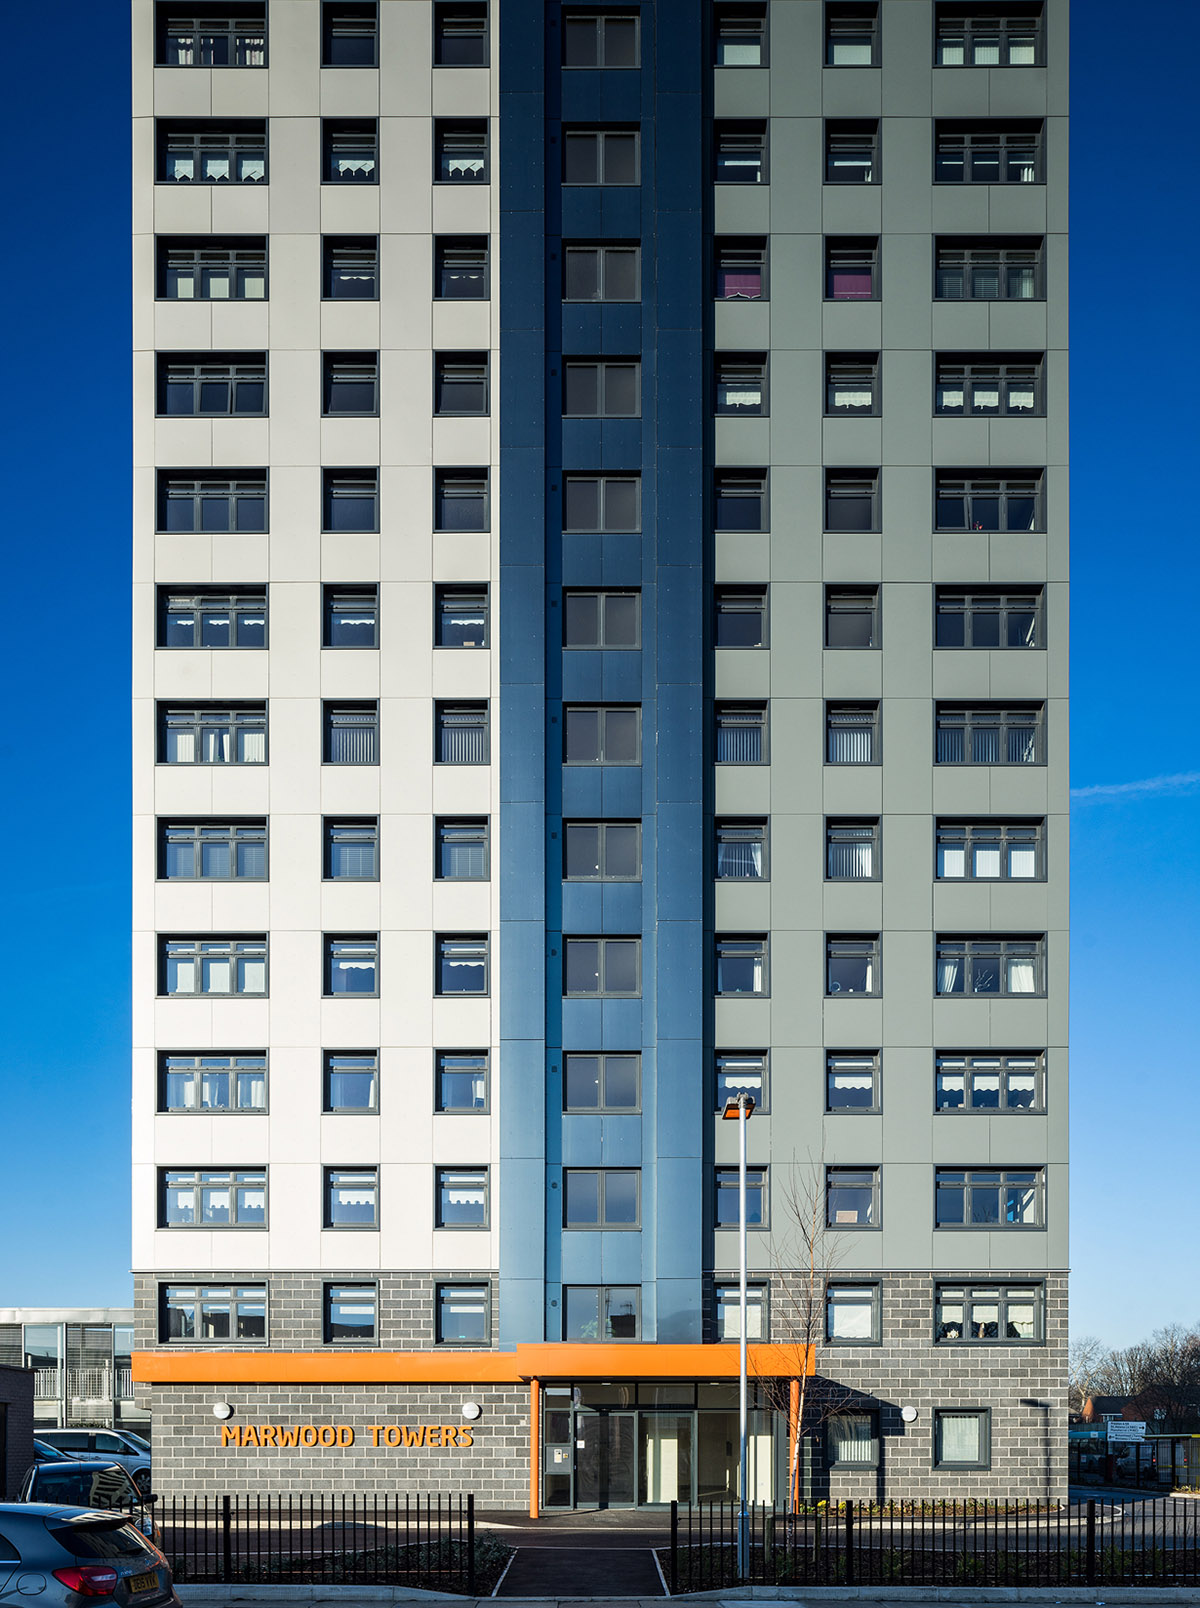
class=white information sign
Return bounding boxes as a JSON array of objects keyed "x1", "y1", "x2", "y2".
[{"x1": 1106, "y1": 1420, "x2": 1146, "y2": 1443}]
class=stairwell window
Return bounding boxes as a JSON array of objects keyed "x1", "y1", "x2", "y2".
[
  {"x1": 564, "y1": 1287, "x2": 640, "y2": 1340},
  {"x1": 563, "y1": 706, "x2": 641, "y2": 765},
  {"x1": 563, "y1": 590, "x2": 640, "y2": 648},
  {"x1": 564, "y1": 938, "x2": 642, "y2": 997},
  {"x1": 825, "y1": 588, "x2": 879, "y2": 648},
  {"x1": 563, "y1": 474, "x2": 641, "y2": 533},
  {"x1": 564, "y1": 128, "x2": 640, "y2": 185},
  {"x1": 564, "y1": 11, "x2": 640, "y2": 67},
  {"x1": 564, "y1": 242, "x2": 640, "y2": 302}
]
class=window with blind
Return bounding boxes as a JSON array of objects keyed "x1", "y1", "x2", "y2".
[
  {"x1": 323, "y1": 119, "x2": 378, "y2": 182},
  {"x1": 323, "y1": 235, "x2": 378, "y2": 299},
  {"x1": 435, "y1": 120, "x2": 488, "y2": 181},
  {"x1": 826, "y1": 2, "x2": 879, "y2": 65},
  {"x1": 826, "y1": 237, "x2": 878, "y2": 299},
  {"x1": 826, "y1": 1052, "x2": 880, "y2": 1111},
  {"x1": 157, "y1": 8, "x2": 267, "y2": 66},
  {"x1": 324, "y1": 586, "x2": 378, "y2": 647},
  {"x1": 324, "y1": 1167, "x2": 378, "y2": 1228},
  {"x1": 160, "y1": 820, "x2": 267, "y2": 879},
  {"x1": 324, "y1": 935, "x2": 379, "y2": 997},
  {"x1": 935, "y1": 704, "x2": 1043, "y2": 765},
  {"x1": 714, "y1": 1283, "x2": 767, "y2": 1339},
  {"x1": 826, "y1": 1166, "x2": 879, "y2": 1227},
  {"x1": 935, "y1": 238, "x2": 1043, "y2": 300},
  {"x1": 936, "y1": 820, "x2": 1043, "y2": 881},
  {"x1": 826, "y1": 703, "x2": 878, "y2": 764},
  {"x1": 714, "y1": 236, "x2": 767, "y2": 300},
  {"x1": 436, "y1": 935, "x2": 489, "y2": 995},
  {"x1": 825, "y1": 354, "x2": 879, "y2": 415},
  {"x1": 936, "y1": 1168, "x2": 1043, "y2": 1228},
  {"x1": 436, "y1": 1051, "x2": 490, "y2": 1112},
  {"x1": 715, "y1": 820, "x2": 767, "y2": 880},
  {"x1": 323, "y1": 1053, "x2": 379, "y2": 1112},
  {"x1": 935, "y1": 1408, "x2": 992, "y2": 1467},
  {"x1": 826, "y1": 820, "x2": 879, "y2": 880},
  {"x1": 715, "y1": 121, "x2": 767, "y2": 183},
  {"x1": 564, "y1": 1053, "x2": 640, "y2": 1112},
  {"x1": 715, "y1": 703, "x2": 767, "y2": 763},
  {"x1": 160, "y1": 1284, "x2": 266, "y2": 1343},
  {"x1": 159, "y1": 705, "x2": 267, "y2": 764},
  {"x1": 715, "y1": 1052, "x2": 767, "y2": 1111},
  {"x1": 436, "y1": 1167, "x2": 489, "y2": 1227},
  {"x1": 935, "y1": 935, "x2": 1045, "y2": 997},
  {"x1": 935, "y1": 2, "x2": 1043, "y2": 66},
  {"x1": 156, "y1": 120, "x2": 267, "y2": 183},
  {"x1": 828, "y1": 1412, "x2": 879, "y2": 1466},
  {"x1": 156, "y1": 353, "x2": 267, "y2": 416},
  {"x1": 935, "y1": 121, "x2": 1044, "y2": 182},
  {"x1": 324, "y1": 823, "x2": 375, "y2": 886},
  {"x1": 158, "y1": 236, "x2": 267, "y2": 300},
  {"x1": 437, "y1": 819, "x2": 490, "y2": 880},
  {"x1": 160, "y1": 1053, "x2": 267, "y2": 1113},
  {"x1": 936, "y1": 1051, "x2": 1045, "y2": 1111},
  {"x1": 715, "y1": 936, "x2": 768, "y2": 996},
  {"x1": 936, "y1": 353, "x2": 1044, "y2": 415},
  {"x1": 826, "y1": 935, "x2": 880, "y2": 997},
  {"x1": 435, "y1": 702, "x2": 490, "y2": 764},
  {"x1": 324, "y1": 1284, "x2": 377, "y2": 1344},
  {"x1": 714, "y1": 3, "x2": 766, "y2": 65},
  {"x1": 825, "y1": 120, "x2": 879, "y2": 183},
  {"x1": 157, "y1": 471, "x2": 267, "y2": 532},
  {"x1": 826, "y1": 1282, "x2": 881, "y2": 1341},
  {"x1": 715, "y1": 354, "x2": 767, "y2": 414},
  {"x1": 324, "y1": 702, "x2": 379, "y2": 764}
]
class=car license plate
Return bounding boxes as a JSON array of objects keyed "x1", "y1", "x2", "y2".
[{"x1": 128, "y1": 1571, "x2": 159, "y2": 1594}]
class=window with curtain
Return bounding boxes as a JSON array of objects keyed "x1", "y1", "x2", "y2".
[
  {"x1": 160, "y1": 594, "x2": 266, "y2": 655},
  {"x1": 826, "y1": 355, "x2": 880, "y2": 415},
  {"x1": 156, "y1": 121, "x2": 267, "y2": 183},
  {"x1": 935, "y1": 4, "x2": 1042, "y2": 66},
  {"x1": 935, "y1": 1409, "x2": 991, "y2": 1467},
  {"x1": 161, "y1": 1285, "x2": 266, "y2": 1344},
  {"x1": 936, "y1": 820, "x2": 1043, "y2": 881},
  {"x1": 158, "y1": 10, "x2": 268, "y2": 66},
  {"x1": 935, "y1": 1052, "x2": 1044, "y2": 1112},
  {"x1": 160, "y1": 1054, "x2": 267, "y2": 1112},
  {"x1": 826, "y1": 238, "x2": 878, "y2": 299},
  {"x1": 935, "y1": 935, "x2": 1044, "y2": 997},
  {"x1": 436, "y1": 236, "x2": 490, "y2": 299},
  {"x1": 436, "y1": 702, "x2": 490, "y2": 763},
  {"x1": 935, "y1": 589, "x2": 1043, "y2": 647},
  {"x1": 161, "y1": 937, "x2": 267, "y2": 997},
  {"x1": 323, "y1": 119, "x2": 378, "y2": 181},
  {"x1": 323, "y1": 236, "x2": 379, "y2": 300},
  {"x1": 715, "y1": 821, "x2": 767, "y2": 879},
  {"x1": 935, "y1": 1168, "x2": 1043, "y2": 1228},
  {"x1": 715, "y1": 936, "x2": 767, "y2": 996},
  {"x1": 715, "y1": 355, "x2": 768, "y2": 415},
  {"x1": 826, "y1": 704, "x2": 878, "y2": 764},
  {"x1": 437, "y1": 820, "x2": 490, "y2": 879},
  {"x1": 935, "y1": 705, "x2": 1043, "y2": 765},
  {"x1": 828, "y1": 1412, "x2": 879, "y2": 1465},
  {"x1": 714, "y1": 1284, "x2": 767, "y2": 1339},
  {"x1": 714, "y1": 237, "x2": 767, "y2": 299},
  {"x1": 715, "y1": 1052, "x2": 767, "y2": 1110},
  {"x1": 436, "y1": 935, "x2": 489, "y2": 995},
  {"x1": 935, "y1": 122, "x2": 1043, "y2": 182},
  {"x1": 435, "y1": 120, "x2": 489, "y2": 181},
  {"x1": 324, "y1": 703, "x2": 379, "y2": 764},
  {"x1": 160, "y1": 1169, "x2": 266, "y2": 1228},
  {"x1": 826, "y1": 936, "x2": 880, "y2": 997},
  {"x1": 826, "y1": 1053, "x2": 880, "y2": 1111},
  {"x1": 715, "y1": 703, "x2": 767, "y2": 763},
  {"x1": 324, "y1": 1284, "x2": 377, "y2": 1343},
  {"x1": 826, "y1": 820, "x2": 879, "y2": 880},
  {"x1": 324, "y1": 1053, "x2": 379, "y2": 1112},
  {"x1": 436, "y1": 1051, "x2": 489, "y2": 1112},
  {"x1": 936, "y1": 354, "x2": 1043, "y2": 415},
  {"x1": 436, "y1": 586, "x2": 490, "y2": 647}
]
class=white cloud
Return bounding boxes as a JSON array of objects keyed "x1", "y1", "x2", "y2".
[{"x1": 1071, "y1": 771, "x2": 1200, "y2": 801}]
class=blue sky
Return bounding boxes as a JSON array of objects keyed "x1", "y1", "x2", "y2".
[{"x1": 0, "y1": 2, "x2": 1195, "y2": 1351}]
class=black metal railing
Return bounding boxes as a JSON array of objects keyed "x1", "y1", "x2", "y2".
[
  {"x1": 158, "y1": 1493, "x2": 478, "y2": 1592},
  {"x1": 666, "y1": 1497, "x2": 1200, "y2": 1592}
]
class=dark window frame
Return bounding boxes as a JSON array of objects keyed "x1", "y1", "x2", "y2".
[
  {"x1": 563, "y1": 126, "x2": 641, "y2": 186},
  {"x1": 825, "y1": 353, "x2": 880, "y2": 416},
  {"x1": 156, "y1": 6, "x2": 268, "y2": 68},
  {"x1": 562, "y1": 590, "x2": 641, "y2": 649},
  {"x1": 826, "y1": 702, "x2": 879, "y2": 765},
  {"x1": 826, "y1": 1050, "x2": 882, "y2": 1113},
  {"x1": 825, "y1": 470, "x2": 880, "y2": 532},
  {"x1": 715, "y1": 353, "x2": 768, "y2": 415},
  {"x1": 158, "y1": 588, "x2": 268, "y2": 649},
  {"x1": 434, "y1": 119, "x2": 489, "y2": 183},
  {"x1": 562, "y1": 1285, "x2": 642, "y2": 1341},
  {"x1": 714, "y1": 236, "x2": 768, "y2": 300},
  {"x1": 324, "y1": 933, "x2": 380, "y2": 999},
  {"x1": 321, "y1": 118, "x2": 379, "y2": 184},
  {"x1": 935, "y1": 236, "x2": 1045, "y2": 300},
  {"x1": 827, "y1": 1411, "x2": 881, "y2": 1467},
  {"x1": 435, "y1": 236, "x2": 490, "y2": 299},
  {"x1": 826, "y1": 1165, "x2": 881, "y2": 1228},
  {"x1": 563, "y1": 704, "x2": 642, "y2": 766},
  {"x1": 563, "y1": 1053, "x2": 642, "y2": 1113},
  {"x1": 563, "y1": 821, "x2": 642, "y2": 882},
  {"x1": 433, "y1": 0, "x2": 489, "y2": 66},
  {"x1": 323, "y1": 1282, "x2": 379, "y2": 1345},
  {"x1": 323, "y1": 1051, "x2": 380, "y2": 1113},
  {"x1": 435, "y1": 933, "x2": 490, "y2": 997},
  {"x1": 935, "y1": 1050, "x2": 1046, "y2": 1112},
  {"x1": 158, "y1": 703, "x2": 267, "y2": 765},
  {"x1": 155, "y1": 118, "x2": 267, "y2": 184},
  {"x1": 935, "y1": 352, "x2": 1045, "y2": 416},
  {"x1": 563, "y1": 1168, "x2": 642, "y2": 1229},
  {"x1": 935, "y1": 2, "x2": 1045, "y2": 68},
  {"x1": 156, "y1": 470, "x2": 267, "y2": 533},
  {"x1": 714, "y1": 120, "x2": 768, "y2": 184},
  {"x1": 435, "y1": 1165, "x2": 490, "y2": 1228},
  {"x1": 562, "y1": 474, "x2": 642, "y2": 533},
  {"x1": 435, "y1": 585, "x2": 490, "y2": 649},
  {"x1": 156, "y1": 352, "x2": 267, "y2": 417},
  {"x1": 714, "y1": 934, "x2": 769, "y2": 997},
  {"x1": 435, "y1": 1050, "x2": 490, "y2": 1113},
  {"x1": 322, "y1": 351, "x2": 380, "y2": 417},
  {"x1": 159, "y1": 818, "x2": 267, "y2": 881},
  {"x1": 826, "y1": 237, "x2": 879, "y2": 300},
  {"x1": 714, "y1": 2, "x2": 768, "y2": 66},
  {"x1": 434, "y1": 468, "x2": 490, "y2": 532},
  {"x1": 158, "y1": 1052, "x2": 268, "y2": 1114},
  {"x1": 156, "y1": 234, "x2": 267, "y2": 300},
  {"x1": 715, "y1": 819, "x2": 768, "y2": 881},
  {"x1": 934, "y1": 1280, "x2": 1045, "y2": 1343},
  {"x1": 563, "y1": 936, "x2": 643, "y2": 998},
  {"x1": 323, "y1": 1165, "x2": 380, "y2": 1230},
  {"x1": 714, "y1": 701, "x2": 768, "y2": 765},
  {"x1": 934, "y1": 1167, "x2": 1045, "y2": 1229},
  {"x1": 935, "y1": 587, "x2": 1045, "y2": 649},
  {"x1": 562, "y1": 358, "x2": 642, "y2": 418},
  {"x1": 715, "y1": 587, "x2": 768, "y2": 648},
  {"x1": 436, "y1": 1282, "x2": 491, "y2": 1343},
  {"x1": 324, "y1": 818, "x2": 380, "y2": 882},
  {"x1": 825, "y1": 587, "x2": 880, "y2": 649},
  {"x1": 322, "y1": 2, "x2": 379, "y2": 66},
  {"x1": 322, "y1": 468, "x2": 379, "y2": 533},
  {"x1": 323, "y1": 700, "x2": 380, "y2": 765},
  {"x1": 715, "y1": 1050, "x2": 768, "y2": 1112},
  {"x1": 935, "y1": 934, "x2": 1047, "y2": 998},
  {"x1": 825, "y1": 1280, "x2": 882, "y2": 1343},
  {"x1": 563, "y1": 241, "x2": 641, "y2": 302},
  {"x1": 934, "y1": 471, "x2": 1045, "y2": 531},
  {"x1": 714, "y1": 1281, "x2": 769, "y2": 1340},
  {"x1": 323, "y1": 585, "x2": 379, "y2": 649},
  {"x1": 322, "y1": 235, "x2": 379, "y2": 300},
  {"x1": 159, "y1": 1282, "x2": 267, "y2": 1343},
  {"x1": 936, "y1": 819, "x2": 1045, "y2": 882},
  {"x1": 826, "y1": 934, "x2": 881, "y2": 998},
  {"x1": 934, "y1": 703, "x2": 1045, "y2": 766},
  {"x1": 159, "y1": 1166, "x2": 267, "y2": 1228},
  {"x1": 563, "y1": 10, "x2": 641, "y2": 68},
  {"x1": 934, "y1": 1407, "x2": 993, "y2": 1469},
  {"x1": 435, "y1": 352, "x2": 490, "y2": 416},
  {"x1": 826, "y1": 819, "x2": 881, "y2": 882},
  {"x1": 825, "y1": 118, "x2": 880, "y2": 184},
  {"x1": 825, "y1": 1, "x2": 880, "y2": 66},
  {"x1": 934, "y1": 119, "x2": 1045, "y2": 183},
  {"x1": 714, "y1": 470, "x2": 768, "y2": 531},
  {"x1": 435, "y1": 701, "x2": 491, "y2": 765},
  {"x1": 715, "y1": 1165, "x2": 768, "y2": 1228},
  {"x1": 436, "y1": 817, "x2": 491, "y2": 881}
]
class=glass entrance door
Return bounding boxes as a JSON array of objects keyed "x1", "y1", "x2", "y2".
[
  {"x1": 575, "y1": 1411, "x2": 637, "y2": 1507},
  {"x1": 639, "y1": 1413, "x2": 693, "y2": 1503}
]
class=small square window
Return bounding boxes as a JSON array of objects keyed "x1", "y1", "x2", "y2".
[
  {"x1": 564, "y1": 242, "x2": 641, "y2": 302},
  {"x1": 563, "y1": 359, "x2": 641, "y2": 418},
  {"x1": 324, "y1": 934, "x2": 379, "y2": 997},
  {"x1": 826, "y1": 820, "x2": 879, "y2": 880},
  {"x1": 826, "y1": 935, "x2": 880, "y2": 997},
  {"x1": 563, "y1": 705, "x2": 641, "y2": 765},
  {"x1": 826, "y1": 237, "x2": 878, "y2": 300},
  {"x1": 714, "y1": 237, "x2": 767, "y2": 300},
  {"x1": 715, "y1": 1051, "x2": 767, "y2": 1111},
  {"x1": 435, "y1": 586, "x2": 489, "y2": 648},
  {"x1": 714, "y1": 3, "x2": 767, "y2": 65},
  {"x1": 827, "y1": 1166, "x2": 880, "y2": 1227},
  {"x1": 324, "y1": 585, "x2": 378, "y2": 648},
  {"x1": 323, "y1": 352, "x2": 379, "y2": 416},
  {"x1": 563, "y1": 475, "x2": 641, "y2": 533},
  {"x1": 563, "y1": 591, "x2": 641, "y2": 648},
  {"x1": 714, "y1": 121, "x2": 767, "y2": 183},
  {"x1": 825, "y1": 470, "x2": 879, "y2": 532},
  {"x1": 435, "y1": 353, "x2": 489, "y2": 415},
  {"x1": 434, "y1": 1, "x2": 488, "y2": 64},
  {"x1": 715, "y1": 820, "x2": 767, "y2": 880},
  {"x1": 715, "y1": 1167, "x2": 767, "y2": 1227},
  {"x1": 828, "y1": 1412, "x2": 879, "y2": 1467},
  {"x1": 437, "y1": 1283, "x2": 490, "y2": 1342},
  {"x1": 323, "y1": 119, "x2": 378, "y2": 182},
  {"x1": 826, "y1": 1052, "x2": 880, "y2": 1112},
  {"x1": 435, "y1": 701, "x2": 490, "y2": 763},
  {"x1": 436, "y1": 934, "x2": 489, "y2": 996},
  {"x1": 715, "y1": 354, "x2": 767, "y2": 415},
  {"x1": 436, "y1": 1051, "x2": 489, "y2": 1112},
  {"x1": 564, "y1": 1286, "x2": 640, "y2": 1340},
  {"x1": 435, "y1": 469, "x2": 489, "y2": 532},
  {"x1": 825, "y1": 587, "x2": 879, "y2": 648},
  {"x1": 325, "y1": 1167, "x2": 378, "y2": 1228},
  {"x1": 826, "y1": 353, "x2": 879, "y2": 416},
  {"x1": 826, "y1": 703, "x2": 878, "y2": 764},
  {"x1": 714, "y1": 471, "x2": 767, "y2": 531},
  {"x1": 436, "y1": 1166, "x2": 489, "y2": 1227},
  {"x1": 323, "y1": 235, "x2": 378, "y2": 299},
  {"x1": 324, "y1": 1052, "x2": 379, "y2": 1112},
  {"x1": 826, "y1": 120, "x2": 879, "y2": 183},
  {"x1": 322, "y1": 3, "x2": 377, "y2": 65},
  {"x1": 323, "y1": 470, "x2": 379, "y2": 533},
  {"x1": 325, "y1": 818, "x2": 379, "y2": 880},
  {"x1": 715, "y1": 935, "x2": 768, "y2": 996},
  {"x1": 826, "y1": 1282, "x2": 881, "y2": 1341},
  {"x1": 564, "y1": 937, "x2": 641, "y2": 997},
  {"x1": 324, "y1": 702, "x2": 379, "y2": 764},
  {"x1": 564, "y1": 127, "x2": 640, "y2": 185},
  {"x1": 826, "y1": 2, "x2": 879, "y2": 65},
  {"x1": 564, "y1": 822, "x2": 641, "y2": 881},
  {"x1": 436, "y1": 818, "x2": 490, "y2": 879},
  {"x1": 564, "y1": 1053, "x2": 640, "y2": 1112},
  {"x1": 715, "y1": 587, "x2": 767, "y2": 647},
  {"x1": 714, "y1": 1283, "x2": 767, "y2": 1340},
  {"x1": 435, "y1": 236, "x2": 489, "y2": 299},
  {"x1": 324, "y1": 1283, "x2": 377, "y2": 1343},
  {"x1": 435, "y1": 119, "x2": 489, "y2": 182},
  {"x1": 715, "y1": 702, "x2": 767, "y2": 764},
  {"x1": 934, "y1": 1408, "x2": 991, "y2": 1469}
]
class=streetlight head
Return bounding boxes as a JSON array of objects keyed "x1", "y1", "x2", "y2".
[{"x1": 721, "y1": 1093, "x2": 756, "y2": 1120}]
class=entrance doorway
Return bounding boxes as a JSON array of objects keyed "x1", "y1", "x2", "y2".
[{"x1": 577, "y1": 1411, "x2": 636, "y2": 1506}]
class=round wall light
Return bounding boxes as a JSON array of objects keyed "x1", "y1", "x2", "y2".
[
  {"x1": 212, "y1": 1401, "x2": 234, "y2": 1421},
  {"x1": 900, "y1": 1405, "x2": 918, "y2": 1423},
  {"x1": 461, "y1": 1401, "x2": 482, "y2": 1422}
]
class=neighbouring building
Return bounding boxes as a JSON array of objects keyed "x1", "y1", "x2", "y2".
[
  {"x1": 132, "y1": 0, "x2": 1068, "y2": 1507},
  {"x1": 0, "y1": 1310, "x2": 144, "y2": 1437}
]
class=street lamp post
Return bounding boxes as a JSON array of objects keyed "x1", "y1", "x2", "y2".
[{"x1": 722, "y1": 1091, "x2": 755, "y2": 1580}]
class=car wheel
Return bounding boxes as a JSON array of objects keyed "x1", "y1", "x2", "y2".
[{"x1": 134, "y1": 1469, "x2": 152, "y2": 1495}]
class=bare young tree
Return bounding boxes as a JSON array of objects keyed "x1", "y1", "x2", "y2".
[{"x1": 1068, "y1": 1333, "x2": 1108, "y2": 1414}]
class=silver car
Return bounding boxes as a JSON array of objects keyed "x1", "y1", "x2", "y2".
[
  {"x1": 32, "y1": 1434, "x2": 151, "y2": 1495},
  {"x1": 0, "y1": 1503, "x2": 178, "y2": 1608}
]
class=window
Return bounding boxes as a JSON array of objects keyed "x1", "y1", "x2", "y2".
[
  {"x1": 825, "y1": 588, "x2": 879, "y2": 648},
  {"x1": 563, "y1": 474, "x2": 641, "y2": 532},
  {"x1": 564, "y1": 822, "x2": 641, "y2": 880},
  {"x1": 564, "y1": 1169, "x2": 640, "y2": 1228},
  {"x1": 157, "y1": 235, "x2": 267, "y2": 300},
  {"x1": 564, "y1": 1286, "x2": 640, "y2": 1340},
  {"x1": 435, "y1": 701, "x2": 490, "y2": 763},
  {"x1": 160, "y1": 589, "x2": 266, "y2": 649},
  {"x1": 157, "y1": 7, "x2": 267, "y2": 66},
  {"x1": 936, "y1": 1051, "x2": 1044, "y2": 1111},
  {"x1": 935, "y1": 704, "x2": 1043, "y2": 765},
  {"x1": 435, "y1": 469, "x2": 489, "y2": 531},
  {"x1": 938, "y1": 819, "x2": 1042, "y2": 881},
  {"x1": 323, "y1": 470, "x2": 378, "y2": 531},
  {"x1": 324, "y1": 702, "x2": 379, "y2": 764},
  {"x1": 715, "y1": 237, "x2": 767, "y2": 300},
  {"x1": 434, "y1": 0, "x2": 488, "y2": 64},
  {"x1": 157, "y1": 353, "x2": 266, "y2": 416},
  {"x1": 322, "y1": 2, "x2": 377, "y2": 65},
  {"x1": 828, "y1": 1412, "x2": 879, "y2": 1466},
  {"x1": 437, "y1": 819, "x2": 490, "y2": 879},
  {"x1": 564, "y1": 937, "x2": 641, "y2": 997},
  {"x1": 437, "y1": 1283, "x2": 490, "y2": 1342},
  {"x1": 564, "y1": 128, "x2": 640, "y2": 185},
  {"x1": 324, "y1": 1285, "x2": 377, "y2": 1344},
  {"x1": 935, "y1": 1282, "x2": 1043, "y2": 1341},
  {"x1": 938, "y1": 588, "x2": 1044, "y2": 649},
  {"x1": 826, "y1": 120, "x2": 878, "y2": 183},
  {"x1": 563, "y1": 10, "x2": 639, "y2": 66},
  {"x1": 825, "y1": 471, "x2": 879, "y2": 532},
  {"x1": 436, "y1": 1051, "x2": 489, "y2": 1112},
  {"x1": 436, "y1": 935, "x2": 489, "y2": 995},
  {"x1": 323, "y1": 119, "x2": 378, "y2": 182},
  {"x1": 324, "y1": 935, "x2": 379, "y2": 997},
  {"x1": 715, "y1": 1167, "x2": 767, "y2": 1226},
  {"x1": 563, "y1": 359, "x2": 640, "y2": 418},
  {"x1": 436, "y1": 1167, "x2": 489, "y2": 1227},
  {"x1": 436, "y1": 586, "x2": 489, "y2": 647},
  {"x1": 827, "y1": 1166, "x2": 879, "y2": 1227},
  {"x1": 936, "y1": 1168, "x2": 1043, "y2": 1227},
  {"x1": 159, "y1": 1053, "x2": 267, "y2": 1112},
  {"x1": 324, "y1": 1052, "x2": 379, "y2": 1112},
  {"x1": 936, "y1": 935, "x2": 1045, "y2": 997},
  {"x1": 160, "y1": 1168, "x2": 266, "y2": 1227},
  {"x1": 715, "y1": 1051, "x2": 766, "y2": 1110},
  {"x1": 936, "y1": 2, "x2": 1043, "y2": 66},
  {"x1": 714, "y1": 3, "x2": 767, "y2": 65},
  {"x1": 156, "y1": 120, "x2": 266, "y2": 183},
  {"x1": 564, "y1": 1053, "x2": 640, "y2": 1112},
  {"x1": 715, "y1": 935, "x2": 767, "y2": 996},
  {"x1": 435, "y1": 353, "x2": 489, "y2": 415},
  {"x1": 161, "y1": 1285, "x2": 266, "y2": 1343},
  {"x1": 935, "y1": 1407, "x2": 991, "y2": 1468},
  {"x1": 826, "y1": 238, "x2": 878, "y2": 300},
  {"x1": 826, "y1": 354, "x2": 879, "y2": 416},
  {"x1": 715, "y1": 354, "x2": 767, "y2": 415},
  {"x1": 935, "y1": 473, "x2": 1043, "y2": 532},
  {"x1": 826, "y1": 703, "x2": 878, "y2": 764},
  {"x1": 159, "y1": 704, "x2": 266, "y2": 764},
  {"x1": 715, "y1": 702, "x2": 767, "y2": 764},
  {"x1": 715, "y1": 820, "x2": 767, "y2": 880},
  {"x1": 325, "y1": 819, "x2": 379, "y2": 880},
  {"x1": 714, "y1": 471, "x2": 767, "y2": 531},
  {"x1": 323, "y1": 353, "x2": 378, "y2": 416},
  {"x1": 715, "y1": 587, "x2": 767, "y2": 647},
  {"x1": 563, "y1": 705, "x2": 641, "y2": 765},
  {"x1": 325, "y1": 1167, "x2": 378, "y2": 1228},
  {"x1": 826, "y1": 1282, "x2": 881, "y2": 1342},
  {"x1": 715, "y1": 1284, "x2": 767, "y2": 1340},
  {"x1": 826, "y1": 820, "x2": 879, "y2": 880},
  {"x1": 563, "y1": 591, "x2": 640, "y2": 648},
  {"x1": 323, "y1": 236, "x2": 378, "y2": 300},
  {"x1": 436, "y1": 236, "x2": 490, "y2": 299},
  {"x1": 160, "y1": 820, "x2": 267, "y2": 880},
  {"x1": 715, "y1": 121, "x2": 767, "y2": 183},
  {"x1": 936, "y1": 354, "x2": 1043, "y2": 415},
  {"x1": 935, "y1": 121, "x2": 1043, "y2": 183},
  {"x1": 827, "y1": 1051, "x2": 880, "y2": 1112},
  {"x1": 564, "y1": 242, "x2": 641, "y2": 302},
  {"x1": 324, "y1": 585, "x2": 378, "y2": 648},
  {"x1": 157, "y1": 471, "x2": 266, "y2": 532},
  {"x1": 435, "y1": 119, "x2": 488, "y2": 181},
  {"x1": 935, "y1": 237, "x2": 1043, "y2": 299},
  {"x1": 826, "y1": 935, "x2": 880, "y2": 997},
  {"x1": 826, "y1": 2, "x2": 878, "y2": 65}
]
